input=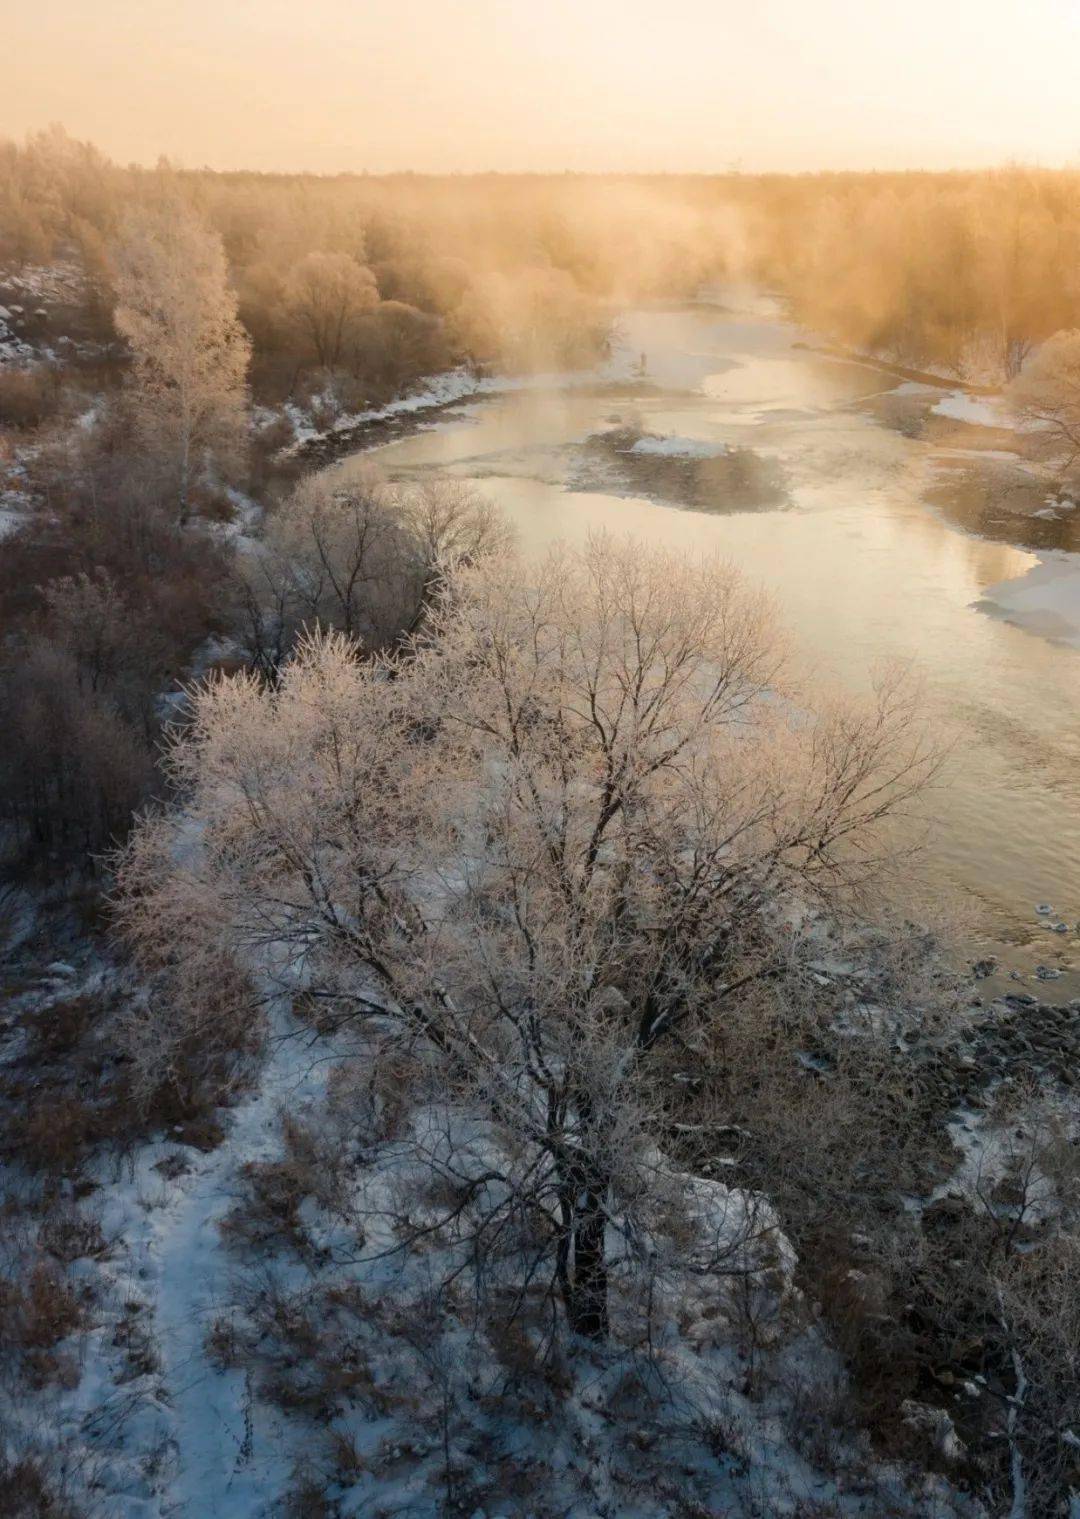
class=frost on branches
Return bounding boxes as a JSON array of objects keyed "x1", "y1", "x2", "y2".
[{"x1": 115, "y1": 535, "x2": 939, "y2": 1345}]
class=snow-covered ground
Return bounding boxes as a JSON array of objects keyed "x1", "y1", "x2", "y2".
[
  {"x1": 0, "y1": 989, "x2": 338, "y2": 1518},
  {"x1": 0, "y1": 442, "x2": 38, "y2": 538},
  {"x1": 144, "y1": 1014, "x2": 332, "y2": 1517},
  {"x1": 0, "y1": 493, "x2": 32, "y2": 539},
  {"x1": 0, "y1": 309, "x2": 36, "y2": 364},
  {"x1": 0, "y1": 957, "x2": 983, "y2": 1519},
  {"x1": 0, "y1": 262, "x2": 108, "y2": 367},
  {"x1": 0, "y1": 262, "x2": 86, "y2": 307}
]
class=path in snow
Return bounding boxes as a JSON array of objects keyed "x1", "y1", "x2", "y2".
[{"x1": 149, "y1": 1016, "x2": 330, "y2": 1518}]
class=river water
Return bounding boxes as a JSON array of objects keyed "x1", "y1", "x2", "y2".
[{"x1": 332, "y1": 289, "x2": 1080, "y2": 994}]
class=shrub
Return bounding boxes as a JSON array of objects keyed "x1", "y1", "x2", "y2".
[
  {"x1": 0, "y1": 365, "x2": 59, "y2": 429},
  {"x1": 0, "y1": 1451, "x2": 84, "y2": 1519},
  {"x1": 0, "y1": 639, "x2": 154, "y2": 868}
]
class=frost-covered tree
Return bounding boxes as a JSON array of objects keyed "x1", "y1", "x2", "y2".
[
  {"x1": 112, "y1": 199, "x2": 250, "y2": 523},
  {"x1": 285, "y1": 250, "x2": 378, "y2": 370},
  {"x1": 1007, "y1": 328, "x2": 1080, "y2": 475},
  {"x1": 236, "y1": 467, "x2": 510, "y2": 672},
  {"x1": 116, "y1": 537, "x2": 937, "y2": 1339}
]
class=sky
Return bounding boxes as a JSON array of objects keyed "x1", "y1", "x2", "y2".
[{"x1": 5, "y1": 0, "x2": 1080, "y2": 174}]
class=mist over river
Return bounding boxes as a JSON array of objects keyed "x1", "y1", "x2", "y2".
[{"x1": 330, "y1": 289, "x2": 1080, "y2": 996}]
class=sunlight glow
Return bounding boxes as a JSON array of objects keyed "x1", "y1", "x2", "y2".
[{"x1": 5, "y1": 0, "x2": 1080, "y2": 173}]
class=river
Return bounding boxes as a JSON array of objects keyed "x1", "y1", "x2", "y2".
[{"x1": 328, "y1": 288, "x2": 1080, "y2": 996}]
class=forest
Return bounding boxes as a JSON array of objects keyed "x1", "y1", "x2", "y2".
[{"x1": 1, "y1": 126, "x2": 1079, "y2": 1519}]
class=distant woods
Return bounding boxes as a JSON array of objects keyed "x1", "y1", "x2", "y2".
[
  {"x1": 0, "y1": 126, "x2": 616, "y2": 412},
  {"x1": 7, "y1": 129, "x2": 1080, "y2": 394},
  {"x1": 740, "y1": 171, "x2": 1080, "y2": 383}
]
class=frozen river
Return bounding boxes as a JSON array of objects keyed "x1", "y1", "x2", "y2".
[{"x1": 333, "y1": 290, "x2": 1080, "y2": 994}]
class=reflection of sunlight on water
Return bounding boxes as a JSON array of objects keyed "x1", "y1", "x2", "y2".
[
  {"x1": 702, "y1": 356, "x2": 882, "y2": 413},
  {"x1": 345, "y1": 300, "x2": 1080, "y2": 984}
]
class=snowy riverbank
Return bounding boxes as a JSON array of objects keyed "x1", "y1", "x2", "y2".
[{"x1": 974, "y1": 548, "x2": 1080, "y2": 650}]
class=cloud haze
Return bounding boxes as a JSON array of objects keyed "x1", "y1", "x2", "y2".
[{"x1": 4, "y1": 0, "x2": 1080, "y2": 173}]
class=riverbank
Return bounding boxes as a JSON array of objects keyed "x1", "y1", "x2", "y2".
[{"x1": 276, "y1": 368, "x2": 486, "y2": 466}]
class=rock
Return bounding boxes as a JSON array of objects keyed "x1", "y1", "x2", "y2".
[
  {"x1": 1051, "y1": 922, "x2": 1070, "y2": 934},
  {"x1": 1036, "y1": 903, "x2": 1054, "y2": 915},
  {"x1": 1036, "y1": 965, "x2": 1062, "y2": 981},
  {"x1": 972, "y1": 958, "x2": 997, "y2": 979}
]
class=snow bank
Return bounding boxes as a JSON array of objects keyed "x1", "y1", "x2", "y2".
[
  {"x1": 931, "y1": 391, "x2": 1002, "y2": 427},
  {"x1": 280, "y1": 369, "x2": 484, "y2": 454},
  {"x1": 629, "y1": 434, "x2": 727, "y2": 459},
  {"x1": 974, "y1": 549, "x2": 1080, "y2": 649},
  {"x1": 279, "y1": 346, "x2": 643, "y2": 459}
]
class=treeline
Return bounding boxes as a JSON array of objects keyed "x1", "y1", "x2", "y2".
[
  {"x1": 735, "y1": 169, "x2": 1080, "y2": 380},
  {"x1": 0, "y1": 126, "x2": 619, "y2": 405},
  {"x1": 7, "y1": 129, "x2": 1080, "y2": 391}
]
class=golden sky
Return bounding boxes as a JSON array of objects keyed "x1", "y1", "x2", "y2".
[{"x1": 5, "y1": 0, "x2": 1080, "y2": 173}]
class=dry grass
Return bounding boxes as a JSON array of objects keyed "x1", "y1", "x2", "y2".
[
  {"x1": 0, "y1": 1451, "x2": 85, "y2": 1519},
  {"x1": 0, "y1": 366, "x2": 61, "y2": 430},
  {"x1": 0, "y1": 1257, "x2": 87, "y2": 1389}
]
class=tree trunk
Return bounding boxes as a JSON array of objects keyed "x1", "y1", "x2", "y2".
[
  {"x1": 569, "y1": 1180, "x2": 609, "y2": 1339},
  {"x1": 178, "y1": 426, "x2": 190, "y2": 530}
]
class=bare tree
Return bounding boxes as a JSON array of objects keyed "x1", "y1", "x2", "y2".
[
  {"x1": 115, "y1": 537, "x2": 938, "y2": 1340},
  {"x1": 1007, "y1": 328, "x2": 1080, "y2": 476},
  {"x1": 259, "y1": 467, "x2": 416, "y2": 647},
  {"x1": 286, "y1": 251, "x2": 378, "y2": 371},
  {"x1": 0, "y1": 637, "x2": 153, "y2": 860},
  {"x1": 398, "y1": 477, "x2": 512, "y2": 572},
  {"x1": 112, "y1": 198, "x2": 251, "y2": 524}
]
